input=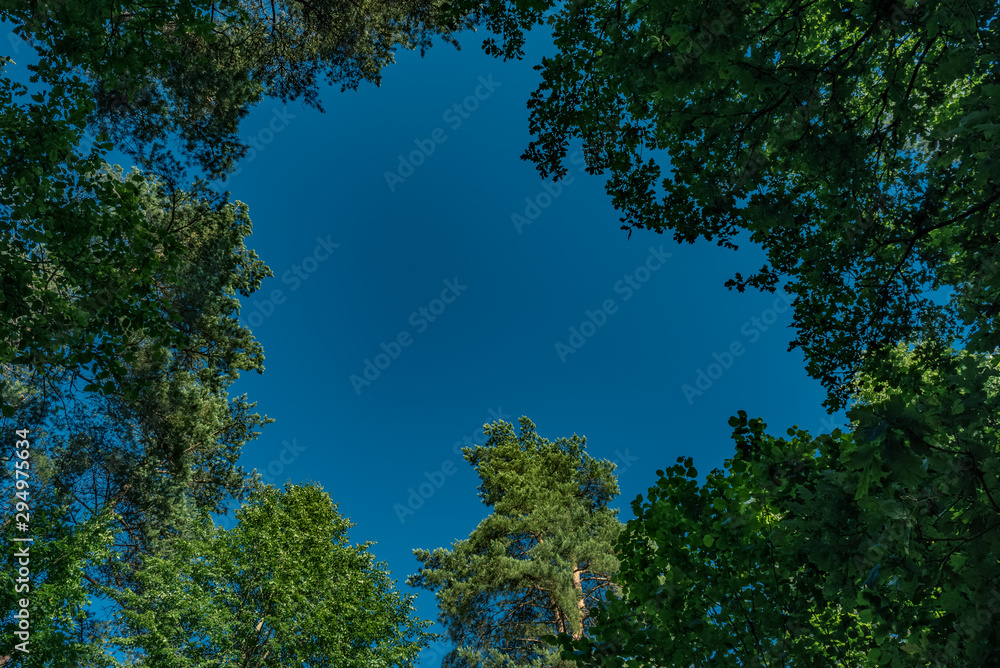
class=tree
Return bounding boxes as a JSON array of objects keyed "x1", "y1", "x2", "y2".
[
  {"x1": 0, "y1": 166, "x2": 273, "y2": 661},
  {"x1": 0, "y1": 162, "x2": 272, "y2": 544},
  {"x1": 109, "y1": 483, "x2": 436, "y2": 667},
  {"x1": 3, "y1": 0, "x2": 472, "y2": 180},
  {"x1": 0, "y1": 0, "x2": 474, "y2": 411},
  {"x1": 0, "y1": 487, "x2": 120, "y2": 667},
  {"x1": 549, "y1": 447, "x2": 880, "y2": 667},
  {"x1": 0, "y1": 124, "x2": 271, "y2": 409},
  {"x1": 407, "y1": 417, "x2": 623, "y2": 668},
  {"x1": 554, "y1": 344, "x2": 1000, "y2": 667},
  {"x1": 465, "y1": 0, "x2": 1000, "y2": 410},
  {"x1": 0, "y1": 54, "x2": 174, "y2": 416}
]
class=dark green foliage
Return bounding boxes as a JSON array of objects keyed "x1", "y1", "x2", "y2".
[
  {"x1": 3, "y1": 0, "x2": 472, "y2": 179},
  {"x1": 0, "y1": 171, "x2": 272, "y2": 661},
  {"x1": 0, "y1": 56, "x2": 175, "y2": 416},
  {"x1": 555, "y1": 346, "x2": 1000, "y2": 667},
  {"x1": 0, "y1": 142, "x2": 270, "y2": 408},
  {"x1": 468, "y1": 0, "x2": 1000, "y2": 410}
]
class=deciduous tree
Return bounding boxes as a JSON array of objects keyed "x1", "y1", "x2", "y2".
[
  {"x1": 0, "y1": 491, "x2": 119, "y2": 667},
  {"x1": 553, "y1": 345, "x2": 1000, "y2": 667},
  {"x1": 110, "y1": 483, "x2": 436, "y2": 668},
  {"x1": 466, "y1": 0, "x2": 1000, "y2": 410}
]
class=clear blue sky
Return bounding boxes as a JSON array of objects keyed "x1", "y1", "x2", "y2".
[
  {"x1": 211, "y1": 26, "x2": 846, "y2": 665},
  {"x1": 6, "y1": 18, "x2": 844, "y2": 665}
]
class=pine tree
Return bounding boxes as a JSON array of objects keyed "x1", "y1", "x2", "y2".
[{"x1": 408, "y1": 417, "x2": 623, "y2": 668}]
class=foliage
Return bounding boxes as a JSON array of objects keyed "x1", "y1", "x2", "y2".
[
  {"x1": 0, "y1": 165, "x2": 272, "y2": 660},
  {"x1": 0, "y1": 55, "x2": 169, "y2": 416},
  {"x1": 466, "y1": 0, "x2": 1000, "y2": 410},
  {"x1": 0, "y1": 0, "x2": 473, "y2": 412},
  {"x1": 553, "y1": 345, "x2": 1000, "y2": 667},
  {"x1": 0, "y1": 115, "x2": 271, "y2": 412},
  {"x1": 823, "y1": 343, "x2": 1000, "y2": 665},
  {"x1": 3, "y1": 0, "x2": 473, "y2": 179},
  {"x1": 0, "y1": 489, "x2": 120, "y2": 667},
  {"x1": 408, "y1": 417, "x2": 623, "y2": 668},
  {"x1": 547, "y1": 454, "x2": 878, "y2": 667},
  {"x1": 110, "y1": 483, "x2": 436, "y2": 668}
]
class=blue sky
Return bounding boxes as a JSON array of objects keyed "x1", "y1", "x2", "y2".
[
  {"x1": 207, "y1": 26, "x2": 845, "y2": 665},
  {"x1": 6, "y1": 18, "x2": 844, "y2": 665}
]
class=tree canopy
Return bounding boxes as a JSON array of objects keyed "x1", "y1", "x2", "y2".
[
  {"x1": 111, "y1": 483, "x2": 436, "y2": 667},
  {"x1": 4, "y1": 0, "x2": 1000, "y2": 665},
  {"x1": 462, "y1": 0, "x2": 1000, "y2": 410},
  {"x1": 0, "y1": 0, "x2": 475, "y2": 413},
  {"x1": 4, "y1": 0, "x2": 470, "y2": 180},
  {"x1": 552, "y1": 345, "x2": 1000, "y2": 667},
  {"x1": 408, "y1": 417, "x2": 623, "y2": 668}
]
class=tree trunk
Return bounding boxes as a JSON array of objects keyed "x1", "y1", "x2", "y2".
[{"x1": 570, "y1": 566, "x2": 587, "y2": 641}]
